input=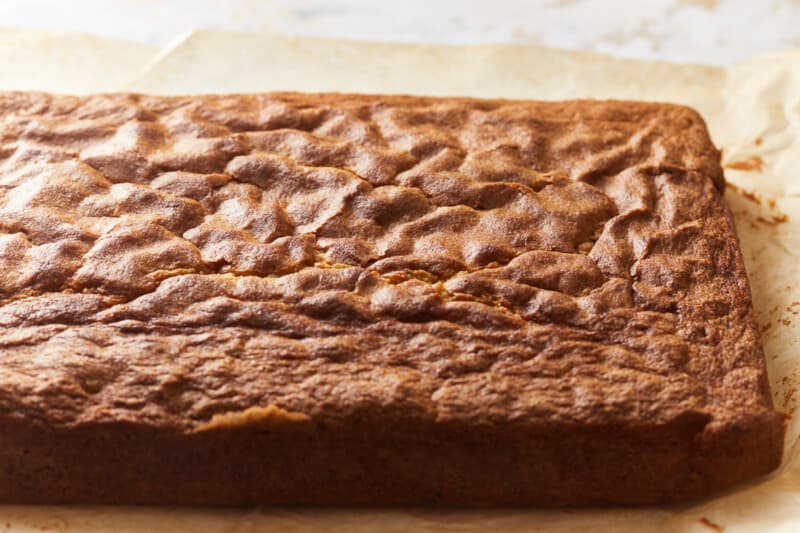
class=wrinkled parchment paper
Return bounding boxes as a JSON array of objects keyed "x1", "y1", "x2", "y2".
[{"x1": 2, "y1": 29, "x2": 799, "y2": 533}]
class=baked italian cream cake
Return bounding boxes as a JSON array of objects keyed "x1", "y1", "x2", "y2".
[{"x1": 0, "y1": 93, "x2": 784, "y2": 505}]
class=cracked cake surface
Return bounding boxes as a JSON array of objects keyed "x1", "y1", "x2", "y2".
[{"x1": 0, "y1": 92, "x2": 783, "y2": 505}]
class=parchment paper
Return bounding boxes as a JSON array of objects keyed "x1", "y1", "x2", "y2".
[
  {"x1": 2, "y1": 29, "x2": 799, "y2": 532},
  {"x1": 0, "y1": 28, "x2": 156, "y2": 93}
]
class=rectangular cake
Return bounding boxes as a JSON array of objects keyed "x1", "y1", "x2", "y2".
[{"x1": 0, "y1": 92, "x2": 784, "y2": 505}]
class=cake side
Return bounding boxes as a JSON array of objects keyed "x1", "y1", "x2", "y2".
[
  {"x1": 3, "y1": 407, "x2": 780, "y2": 506},
  {"x1": 0, "y1": 92, "x2": 783, "y2": 504}
]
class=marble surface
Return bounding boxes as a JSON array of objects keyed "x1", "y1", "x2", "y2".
[{"x1": 1, "y1": 0, "x2": 799, "y2": 65}]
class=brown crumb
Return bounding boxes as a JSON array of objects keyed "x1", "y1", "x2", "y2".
[
  {"x1": 782, "y1": 388, "x2": 796, "y2": 409},
  {"x1": 755, "y1": 214, "x2": 790, "y2": 226},
  {"x1": 781, "y1": 388, "x2": 799, "y2": 417},
  {"x1": 699, "y1": 516, "x2": 724, "y2": 532},
  {"x1": 754, "y1": 137, "x2": 763, "y2": 146},
  {"x1": 726, "y1": 182, "x2": 761, "y2": 204},
  {"x1": 779, "y1": 318, "x2": 792, "y2": 326},
  {"x1": 761, "y1": 322, "x2": 773, "y2": 333},
  {"x1": 725, "y1": 156, "x2": 764, "y2": 172},
  {"x1": 782, "y1": 378, "x2": 798, "y2": 415}
]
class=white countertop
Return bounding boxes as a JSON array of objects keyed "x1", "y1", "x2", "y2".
[{"x1": 1, "y1": 0, "x2": 799, "y2": 65}]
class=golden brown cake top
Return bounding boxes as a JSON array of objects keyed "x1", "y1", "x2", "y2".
[{"x1": 0, "y1": 92, "x2": 772, "y2": 432}]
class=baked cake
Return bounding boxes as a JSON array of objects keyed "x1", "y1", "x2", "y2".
[{"x1": 0, "y1": 93, "x2": 784, "y2": 505}]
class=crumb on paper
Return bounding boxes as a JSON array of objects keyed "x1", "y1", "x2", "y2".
[
  {"x1": 730, "y1": 185, "x2": 790, "y2": 225},
  {"x1": 699, "y1": 516, "x2": 724, "y2": 531},
  {"x1": 727, "y1": 182, "x2": 762, "y2": 205},
  {"x1": 780, "y1": 376, "x2": 798, "y2": 415},
  {"x1": 755, "y1": 214, "x2": 790, "y2": 226},
  {"x1": 725, "y1": 156, "x2": 764, "y2": 172},
  {"x1": 754, "y1": 137, "x2": 763, "y2": 146}
]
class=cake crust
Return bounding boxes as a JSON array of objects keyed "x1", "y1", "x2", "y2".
[{"x1": 0, "y1": 92, "x2": 783, "y2": 505}]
